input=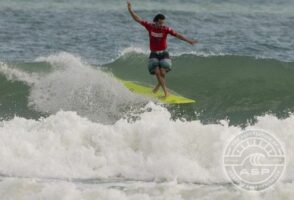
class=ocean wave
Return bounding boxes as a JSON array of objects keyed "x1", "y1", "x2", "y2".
[
  {"x1": 115, "y1": 46, "x2": 293, "y2": 61},
  {"x1": 1, "y1": 0, "x2": 294, "y2": 15},
  {"x1": 105, "y1": 51, "x2": 294, "y2": 125},
  {"x1": 0, "y1": 52, "x2": 147, "y2": 123},
  {"x1": 1, "y1": 52, "x2": 294, "y2": 125}
]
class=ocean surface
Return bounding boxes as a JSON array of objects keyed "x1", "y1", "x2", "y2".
[{"x1": 0, "y1": 0, "x2": 294, "y2": 199}]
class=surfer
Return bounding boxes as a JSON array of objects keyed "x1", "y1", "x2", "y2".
[{"x1": 127, "y1": 1, "x2": 197, "y2": 97}]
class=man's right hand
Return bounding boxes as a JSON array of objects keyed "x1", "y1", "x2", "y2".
[
  {"x1": 127, "y1": 1, "x2": 132, "y2": 10},
  {"x1": 127, "y1": 1, "x2": 141, "y2": 23}
]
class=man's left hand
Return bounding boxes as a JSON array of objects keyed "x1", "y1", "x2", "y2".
[{"x1": 189, "y1": 40, "x2": 198, "y2": 45}]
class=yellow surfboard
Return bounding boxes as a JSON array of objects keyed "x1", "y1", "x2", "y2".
[{"x1": 117, "y1": 78, "x2": 195, "y2": 104}]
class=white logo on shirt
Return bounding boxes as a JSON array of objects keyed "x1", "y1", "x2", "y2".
[{"x1": 151, "y1": 32, "x2": 163, "y2": 38}]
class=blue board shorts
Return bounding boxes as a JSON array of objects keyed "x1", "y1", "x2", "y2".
[{"x1": 148, "y1": 51, "x2": 172, "y2": 75}]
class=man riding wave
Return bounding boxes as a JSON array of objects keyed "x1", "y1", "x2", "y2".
[{"x1": 127, "y1": 1, "x2": 197, "y2": 97}]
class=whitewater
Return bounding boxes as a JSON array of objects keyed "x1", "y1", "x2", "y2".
[
  {"x1": 0, "y1": 52, "x2": 293, "y2": 199},
  {"x1": 0, "y1": 0, "x2": 294, "y2": 199}
]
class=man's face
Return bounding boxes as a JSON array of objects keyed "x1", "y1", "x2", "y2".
[{"x1": 156, "y1": 19, "x2": 165, "y2": 27}]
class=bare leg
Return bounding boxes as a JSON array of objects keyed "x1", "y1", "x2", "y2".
[
  {"x1": 154, "y1": 67, "x2": 168, "y2": 97},
  {"x1": 152, "y1": 82, "x2": 161, "y2": 93},
  {"x1": 152, "y1": 66, "x2": 161, "y2": 93},
  {"x1": 159, "y1": 68, "x2": 169, "y2": 97}
]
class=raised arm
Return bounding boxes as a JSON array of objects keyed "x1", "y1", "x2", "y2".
[
  {"x1": 127, "y1": 1, "x2": 141, "y2": 23},
  {"x1": 175, "y1": 33, "x2": 198, "y2": 45}
]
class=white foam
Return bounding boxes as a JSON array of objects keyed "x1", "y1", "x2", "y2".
[
  {"x1": 0, "y1": 61, "x2": 39, "y2": 85},
  {"x1": 0, "y1": 102, "x2": 292, "y2": 184},
  {"x1": 115, "y1": 46, "x2": 239, "y2": 59},
  {"x1": 119, "y1": 47, "x2": 149, "y2": 56},
  {"x1": 1, "y1": 177, "x2": 294, "y2": 200},
  {"x1": 172, "y1": 50, "x2": 227, "y2": 57},
  {"x1": 32, "y1": 52, "x2": 147, "y2": 123}
]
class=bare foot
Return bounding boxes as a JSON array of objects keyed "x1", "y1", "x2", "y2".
[
  {"x1": 152, "y1": 85, "x2": 160, "y2": 93},
  {"x1": 164, "y1": 92, "x2": 169, "y2": 98}
]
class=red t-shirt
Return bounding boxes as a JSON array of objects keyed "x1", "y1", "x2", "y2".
[{"x1": 140, "y1": 20, "x2": 178, "y2": 52}]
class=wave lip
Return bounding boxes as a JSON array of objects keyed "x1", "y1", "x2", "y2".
[{"x1": 0, "y1": 52, "x2": 147, "y2": 123}]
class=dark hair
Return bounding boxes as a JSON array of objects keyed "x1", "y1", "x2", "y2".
[{"x1": 153, "y1": 13, "x2": 165, "y2": 22}]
